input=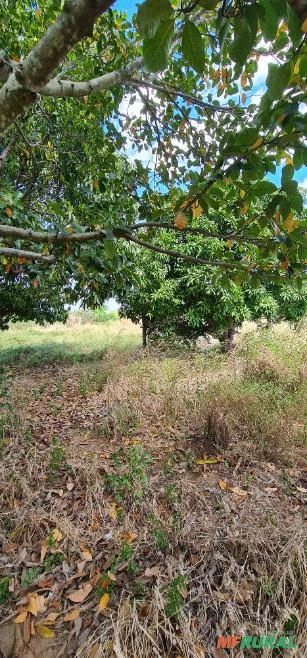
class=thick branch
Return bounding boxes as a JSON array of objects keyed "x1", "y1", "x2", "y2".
[
  {"x1": 41, "y1": 58, "x2": 143, "y2": 98},
  {"x1": 0, "y1": 247, "x2": 55, "y2": 263},
  {"x1": 0, "y1": 134, "x2": 18, "y2": 169},
  {"x1": 0, "y1": 0, "x2": 116, "y2": 136}
]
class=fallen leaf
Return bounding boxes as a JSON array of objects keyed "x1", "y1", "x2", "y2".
[
  {"x1": 218, "y1": 480, "x2": 227, "y2": 491},
  {"x1": 51, "y1": 528, "x2": 63, "y2": 543},
  {"x1": 212, "y1": 649, "x2": 228, "y2": 658},
  {"x1": 40, "y1": 542, "x2": 48, "y2": 564},
  {"x1": 266, "y1": 462, "x2": 276, "y2": 472},
  {"x1": 14, "y1": 611, "x2": 28, "y2": 624},
  {"x1": 74, "y1": 615, "x2": 82, "y2": 637},
  {"x1": 64, "y1": 608, "x2": 80, "y2": 622},
  {"x1": 88, "y1": 644, "x2": 101, "y2": 658},
  {"x1": 265, "y1": 487, "x2": 278, "y2": 493},
  {"x1": 27, "y1": 594, "x2": 45, "y2": 617},
  {"x1": 67, "y1": 582, "x2": 92, "y2": 603},
  {"x1": 80, "y1": 545, "x2": 93, "y2": 561},
  {"x1": 121, "y1": 531, "x2": 138, "y2": 542},
  {"x1": 234, "y1": 578, "x2": 255, "y2": 603},
  {"x1": 67, "y1": 482, "x2": 75, "y2": 491},
  {"x1": 212, "y1": 590, "x2": 230, "y2": 602},
  {"x1": 98, "y1": 593, "x2": 110, "y2": 612},
  {"x1": 144, "y1": 566, "x2": 159, "y2": 578},
  {"x1": 77, "y1": 560, "x2": 86, "y2": 575},
  {"x1": 296, "y1": 486, "x2": 307, "y2": 494},
  {"x1": 44, "y1": 612, "x2": 59, "y2": 624},
  {"x1": 36, "y1": 624, "x2": 55, "y2": 639},
  {"x1": 196, "y1": 458, "x2": 219, "y2": 465},
  {"x1": 108, "y1": 502, "x2": 118, "y2": 520}
]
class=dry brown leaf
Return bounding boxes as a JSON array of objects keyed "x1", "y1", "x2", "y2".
[
  {"x1": 88, "y1": 644, "x2": 101, "y2": 658},
  {"x1": 265, "y1": 487, "x2": 278, "y2": 493},
  {"x1": 234, "y1": 579, "x2": 255, "y2": 603},
  {"x1": 108, "y1": 502, "x2": 118, "y2": 520},
  {"x1": 44, "y1": 612, "x2": 59, "y2": 624},
  {"x1": 80, "y1": 545, "x2": 93, "y2": 561},
  {"x1": 77, "y1": 560, "x2": 86, "y2": 575},
  {"x1": 107, "y1": 570, "x2": 117, "y2": 582},
  {"x1": 64, "y1": 608, "x2": 80, "y2": 622},
  {"x1": 121, "y1": 531, "x2": 138, "y2": 542},
  {"x1": 36, "y1": 623, "x2": 55, "y2": 639},
  {"x1": 67, "y1": 482, "x2": 75, "y2": 491},
  {"x1": 40, "y1": 542, "x2": 48, "y2": 564},
  {"x1": 144, "y1": 566, "x2": 159, "y2": 578},
  {"x1": 14, "y1": 611, "x2": 28, "y2": 624},
  {"x1": 297, "y1": 486, "x2": 307, "y2": 493},
  {"x1": 212, "y1": 649, "x2": 228, "y2": 658},
  {"x1": 218, "y1": 480, "x2": 227, "y2": 491},
  {"x1": 98, "y1": 593, "x2": 110, "y2": 612},
  {"x1": 266, "y1": 462, "x2": 276, "y2": 472},
  {"x1": 67, "y1": 582, "x2": 92, "y2": 603},
  {"x1": 27, "y1": 594, "x2": 45, "y2": 617}
]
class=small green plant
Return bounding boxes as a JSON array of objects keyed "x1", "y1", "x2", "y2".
[
  {"x1": 105, "y1": 445, "x2": 153, "y2": 503},
  {"x1": 78, "y1": 375, "x2": 88, "y2": 397},
  {"x1": 0, "y1": 576, "x2": 10, "y2": 604},
  {"x1": 165, "y1": 484, "x2": 179, "y2": 505},
  {"x1": 42, "y1": 552, "x2": 65, "y2": 572},
  {"x1": 120, "y1": 540, "x2": 139, "y2": 575},
  {"x1": 21, "y1": 567, "x2": 41, "y2": 589},
  {"x1": 148, "y1": 513, "x2": 169, "y2": 552},
  {"x1": 47, "y1": 437, "x2": 66, "y2": 481},
  {"x1": 258, "y1": 576, "x2": 277, "y2": 599},
  {"x1": 165, "y1": 575, "x2": 187, "y2": 617}
]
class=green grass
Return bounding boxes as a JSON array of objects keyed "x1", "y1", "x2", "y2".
[{"x1": 0, "y1": 318, "x2": 141, "y2": 367}]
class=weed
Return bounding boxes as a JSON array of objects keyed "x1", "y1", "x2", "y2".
[
  {"x1": 47, "y1": 437, "x2": 66, "y2": 482},
  {"x1": 105, "y1": 445, "x2": 153, "y2": 503},
  {"x1": 242, "y1": 473, "x2": 253, "y2": 489},
  {"x1": 42, "y1": 552, "x2": 65, "y2": 572},
  {"x1": 148, "y1": 514, "x2": 169, "y2": 552},
  {"x1": 258, "y1": 576, "x2": 277, "y2": 598},
  {"x1": 165, "y1": 484, "x2": 179, "y2": 506},
  {"x1": 165, "y1": 575, "x2": 187, "y2": 617},
  {"x1": 120, "y1": 540, "x2": 139, "y2": 575},
  {"x1": 78, "y1": 375, "x2": 88, "y2": 397},
  {"x1": 0, "y1": 576, "x2": 10, "y2": 604},
  {"x1": 32, "y1": 384, "x2": 46, "y2": 400},
  {"x1": 21, "y1": 567, "x2": 41, "y2": 589}
]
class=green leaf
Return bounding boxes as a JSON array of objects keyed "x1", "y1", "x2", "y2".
[
  {"x1": 199, "y1": 0, "x2": 219, "y2": 8},
  {"x1": 299, "y1": 54, "x2": 307, "y2": 78},
  {"x1": 266, "y1": 62, "x2": 291, "y2": 100},
  {"x1": 287, "y1": 5, "x2": 302, "y2": 45},
  {"x1": 229, "y1": 17, "x2": 252, "y2": 67},
  {"x1": 258, "y1": 0, "x2": 278, "y2": 41},
  {"x1": 253, "y1": 181, "x2": 277, "y2": 196},
  {"x1": 136, "y1": 0, "x2": 172, "y2": 39},
  {"x1": 103, "y1": 238, "x2": 116, "y2": 260},
  {"x1": 182, "y1": 21, "x2": 206, "y2": 75},
  {"x1": 281, "y1": 163, "x2": 294, "y2": 186},
  {"x1": 236, "y1": 127, "x2": 259, "y2": 147},
  {"x1": 143, "y1": 19, "x2": 174, "y2": 72},
  {"x1": 245, "y1": 4, "x2": 259, "y2": 45}
]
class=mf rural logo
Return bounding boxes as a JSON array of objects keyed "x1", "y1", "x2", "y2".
[{"x1": 217, "y1": 635, "x2": 297, "y2": 650}]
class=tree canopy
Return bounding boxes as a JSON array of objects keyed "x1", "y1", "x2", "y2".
[{"x1": 0, "y1": 0, "x2": 306, "y2": 317}]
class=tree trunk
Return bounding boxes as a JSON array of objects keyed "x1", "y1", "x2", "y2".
[
  {"x1": 142, "y1": 313, "x2": 147, "y2": 349},
  {"x1": 221, "y1": 323, "x2": 236, "y2": 353}
]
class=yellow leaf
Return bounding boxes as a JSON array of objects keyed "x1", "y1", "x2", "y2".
[
  {"x1": 98, "y1": 593, "x2": 110, "y2": 612},
  {"x1": 108, "y1": 502, "x2": 118, "y2": 520},
  {"x1": 284, "y1": 213, "x2": 299, "y2": 233},
  {"x1": 4, "y1": 207, "x2": 13, "y2": 217},
  {"x1": 285, "y1": 157, "x2": 293, "y2": 165},
  {"x1": 36, "y1": 624, "x2": 55, "y2": 639},
  {"x1": 174, "y1": 212, "x2": 187, "y2": 229},
  {"x1": 51, "y1": 528, "x2": 63, "y2": 543},
  {"x1": 241, "y1": 201, "x2": 249, "y2": 215},
  {"x1": 80, "y1": 545, "x2": 93, "y2": 562},
  {"x1": 192, "y1": 202, "x2": 203, "y2": 219},
  {"x1": 278, "y1": 20, "x2": 288, "y2": 33},
  {"x1": 67, "y1": 582, "x2": 92, "y2": 603},
  {"x1": 27, "y1": 594, "x2": 45, "y2": 617},
  {"x1": 14, "y1": 611, "x2": 28, "y2": 624},
  {"x1": 44, "y1": 612, "x2": 59, "y2": 624},
  {"x1": 195, "y1": 458, "x2": 219, "y2": 465},
  {"x1": 251, "y1": 137, "x2": 263, "y2": 151},
  {"x1": 64, "y1": 608, "x2": 80, "y2": 622},
  {"x1": 92, "y1": 179, "x2": 99, "y2": 190},
  {"x1": 35, "y1": 7, "x2": 42, "y2": 17},
  {"x1": 240, "y1": 71, "x2": 248, "y2": 87},
  {"x1": 240, "y1": 189, "x2": 246, "y2": 198},
  {"x1": 301, "y1": 17, "x2": 307, "y2": 32},
  {"x1": 293, "y1": 60, "x2": 300, "y2": 75}
]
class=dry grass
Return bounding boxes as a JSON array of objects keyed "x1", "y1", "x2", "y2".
[{"x1": 0, "y1": 320, "x2": 306, "y2": 657}]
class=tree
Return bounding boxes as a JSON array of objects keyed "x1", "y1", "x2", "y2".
[
  {"x1": 0, "y1": 270, "x2": 68, "y2": 330},
  {"x1": 0, "y1": 0, "x2": 306, "y2": 316},
  {"x1": 117, "y1": 215, "x2": 307, "y2": 347}
]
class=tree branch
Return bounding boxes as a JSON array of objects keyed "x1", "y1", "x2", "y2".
[
  {"x1": 126, "y1": 234, "x2": 249, "y2": 270},
  {"x1": 0, "y1": 0, "x2": 116, "y2": 136},
  {"x1": 0, "y1": 247, "x2": 55, "y2": 263},
  {"x1": 130, "y1": 222, "x2": 272, "y2": 245},
  {"x1": 0, "y1": 134, "x2": 18, "y2": 169}
]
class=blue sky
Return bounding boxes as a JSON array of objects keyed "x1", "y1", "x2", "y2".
[{"x1": 115, "y1": 0, "x2": 137, "y2": 16}]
